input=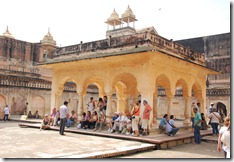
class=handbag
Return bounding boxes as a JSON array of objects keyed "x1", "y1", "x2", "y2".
[{"x1": 208, "y1": 117, "x2": 212, "y2": 125}]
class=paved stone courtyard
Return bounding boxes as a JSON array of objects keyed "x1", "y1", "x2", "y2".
[{"x1": 0, "y1": 121, "x2": 225, "y2": 159}]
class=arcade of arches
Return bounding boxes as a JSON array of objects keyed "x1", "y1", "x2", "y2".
[{"x1": 40, "y1": 50, "x2": 218, "y2": 128}]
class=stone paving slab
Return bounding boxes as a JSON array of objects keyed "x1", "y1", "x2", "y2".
[
  {"x1": 0, "y1": 122, "x2": 155, "y2": 158},
  {"x1": 18, "y1": 122, "x2": 213, "y2": 146}
]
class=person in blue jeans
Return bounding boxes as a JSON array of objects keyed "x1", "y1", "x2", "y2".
[
  {"x1": 159, "y1": 114, "x2": 168, "y2": 133},
  {"x1": 165, "y1": 115, "x2": 179, "y2": 136},
  {"x1": 193, "y1": 107, "x2": 202, "y2": 144}
]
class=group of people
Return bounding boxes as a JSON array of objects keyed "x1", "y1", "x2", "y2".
[
  {"x1": 40, "y1": 106, "x2": 78, "y2": 131},
  {"x1": 208, "y1": 103, "x2": 230, "y2": 158},
  {"x1": 27, "y1": 110, "x2": 41, "y2": 119},
  {"x1": 108, "y1": 100, "x2": 152, "y2": 137},
  {"x1": 86, "y1": 96, "x2": 108, "y2": 117},
  {"x1": 158, "y1": 114, "x2": 179, "y2": 136},
  {"x1": 40, "y1": 99, "x2": 230, "y2": 158},
  {"x1": 77, "y1": 99, "x2": 152, "y2": 137}
]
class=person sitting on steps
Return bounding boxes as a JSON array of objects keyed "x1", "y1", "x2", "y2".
[
  {"x1": 93, "y1": 112, "x2": 105, "y2": 132},
  {"x1": 40, "y1": 114, "x2": 50, "y2": 131},
  {"x1": 165, "y1": 115, "x2": 179, "y2": 136}
]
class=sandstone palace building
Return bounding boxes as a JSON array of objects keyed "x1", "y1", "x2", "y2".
[{"x1": 0, "y1": 6, "x2": 230, "y2": 126}]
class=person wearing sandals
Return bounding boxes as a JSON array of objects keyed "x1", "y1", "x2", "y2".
[
  {"x1": 142, "y1": 100, "x2": 152, "y2": 136},
  {"x1": 131, "y1": 101, "x2": 140, "y2": 137}
]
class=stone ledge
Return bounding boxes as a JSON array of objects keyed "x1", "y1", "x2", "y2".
[
  {"x1": 18, "y1": 123, "x2": 213, "y2": 146},
  {"x1": 60, "y1": 143, "x2": 155, "y2": 158}
]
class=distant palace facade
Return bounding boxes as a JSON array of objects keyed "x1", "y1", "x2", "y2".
[{"x1": 0, "y1": 6, "x2": 230, "y2": 126}]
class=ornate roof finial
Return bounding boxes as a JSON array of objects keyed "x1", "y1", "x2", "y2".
[
  {"x1": 2, "y1": 26, "x2": 15, "y2": 39},
  {"x1": 40, "y1": 28, "x2": 56, "y2": 46}
]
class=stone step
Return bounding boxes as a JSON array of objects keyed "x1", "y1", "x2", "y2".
[
  {"x1": 60, "y1": 143, "x2": 156, "y2": 158},
  {"x1": 18, "y1": 122, "x2": 213, "y2": 151}
]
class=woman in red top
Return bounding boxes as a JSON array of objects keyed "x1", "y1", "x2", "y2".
[{"x1": 131, "y1": 101, "x2": 140, "y2": 137}]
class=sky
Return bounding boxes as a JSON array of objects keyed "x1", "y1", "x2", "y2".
[{"x1": 0, "y1": 0, "x2": 230, "y2": 47}]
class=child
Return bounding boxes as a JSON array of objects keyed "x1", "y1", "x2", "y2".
[{"x1": 200, "y1": 113, "x2": 209, "y2": 130}]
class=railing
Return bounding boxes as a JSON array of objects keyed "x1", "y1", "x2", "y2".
[{"x1": 52, "y1": 32, "x2": 205, "y2": 65}]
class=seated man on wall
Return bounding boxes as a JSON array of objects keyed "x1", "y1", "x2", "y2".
[
  {"x1": 111, "y1": 112, "x2": 125, "y2": 133},
  {"x1": 106, "y1": 112, "x2": 119, "y2": 132},
  {"x1": 27, "y1": 111, "x2": 33, "y2": 118},
  {"x1": 33, "y1": 110, "x2": 41, "y2": 119},
  {"x1": 159, "y1": 114, "x2": 169, "y2": 133},
  {"x1": 66, "y1": 110, "x2": 78, "y2": 127},
  {"x1": 165, "y1": 115, "x2": 179, "y2": 136}
]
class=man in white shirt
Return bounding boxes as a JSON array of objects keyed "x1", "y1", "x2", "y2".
[
  {"x1": 111, "y1": 112, "x2": 125, "y2": 133},
  {"x1": 87, "y1": 97, "x2": 95, "y2": 114},
  {"x1": 59, "y1": 101, "x2": 69, "y2": 135},
  {"x1": 4, "y1": 105, "x2": 10, "y2": 121}
]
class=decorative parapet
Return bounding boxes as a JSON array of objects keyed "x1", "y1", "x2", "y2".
[
  {"x1": 207, "y1": 88, "x2": 230, "y2": 96},
  {"x1": 52, "y1": 32, "x2": 206, "y2": 66}
]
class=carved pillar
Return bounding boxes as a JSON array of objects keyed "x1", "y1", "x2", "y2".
[
  {"x1": 55, "y1": 93, "x2": 61, "y2": 110},
  {"x1": 123, "y1": 94, "x2": 130, "y2": 114},
  {"x1": 183, "y1": 96, "x2": 192, "y2": 126},
  {"x1": 77, "y1": 92, "x2": 84, "y2": 121},
  {"x1": 132, "y1": 95, "x2": 138, "y2": 104},
  {"x1": 105, "y1": 92, "x2": 112, "y2": 122},
  {"x1": 117, "y1": 98, "x2": 125, "y2": 113},
  {"x1": 167, "y1": 96, "x2": 173, "y2": 116},
  {"x1": 197, "y1": 97, "x2": 205, "y2": 114},
  {"x1": 152, "y1": 92, "x2": 158, "y2": 125}
]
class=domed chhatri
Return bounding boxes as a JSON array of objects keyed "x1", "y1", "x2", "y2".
[
  {"x1": 2, "y1": 26, "x2": 15, "y2": 39},
  {"x1": 40, "y1": 28, "x2": 56, "y2": 46},
  {"x1": 106, "y1": 9, "x2": 122, "y2": 27},
  {"x1": 121, "y1": 5, "x2": 137, "y2": 22}
]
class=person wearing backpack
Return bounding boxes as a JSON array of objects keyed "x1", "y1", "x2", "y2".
[
  {"x1": 207, "y1": 107, "x2": 221, "y2": 137},
  {"x1": 165, "y1": 115, "x2": 179, "y2": 136}
]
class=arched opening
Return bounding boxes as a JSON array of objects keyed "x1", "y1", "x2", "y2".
[
  {"x1": 84, "y1": 84, "x2": 99, "y2": 113},
  {"x1": 217, "y1": 102, "x2": 227, "y2": 116},
  {"x1": 112, "y1": 73, "x2": 138, "y2": 114},
  {"x1": 82, "y1": 76, "x2": 106, "y2": 117},
  {"x1": 191, "y1": 82, "x2": 203, "y2": 112},
  {"x1": 0, "y1": 94, "x2": 6, "y2": 119},
  {"x1": 155, "y1": 74, "x2": 172, "y2": 118},
  {"x1": 174, "y1": 78, "x2": 189, "y2": 119},
  {"x1": 62, "y1": 81, "x2": 78, "y2": 114}
]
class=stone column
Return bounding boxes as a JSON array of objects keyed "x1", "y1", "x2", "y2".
[
  {"x1": 132, "y1": 95, "x2": 138, "y2": 104},
  {"x1": 123, "y1": 94, "x2": 130, "y2": 114},
  {"x1": 167, "y1": 96, "x2": 173, "y2": 116},
  {"x1": 105, "y1": 92, "x2": 112, "y2": 122},
  {"x1": 183, "y1": 96, "x2": 192, "y2": 126},
  {"x1": 197, "y1": 97, "x2": 205, "y2": 113},
  {"x1": 77, "y1": 92, "x2": 84, "y2": 121},
  {"x1": 55, "y1": 93, "x2": 61, "y2": 110},
  {"x1": 152, "y1": 92, "x2": 158, "y2": 126},
  {"x1": 117, "y1": 98, "x2": 125, "y2": 113}
]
